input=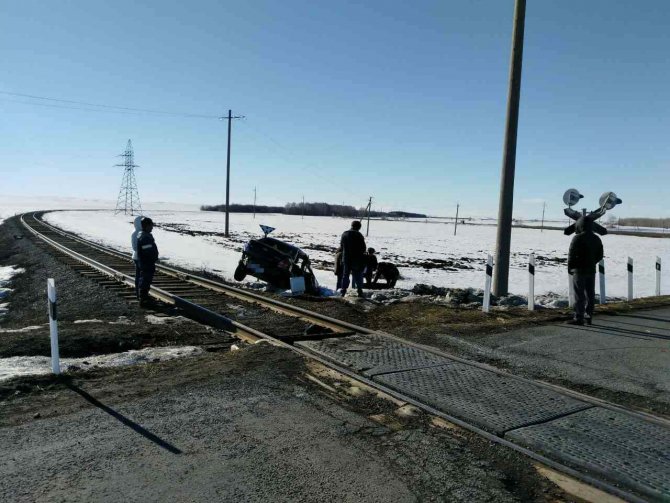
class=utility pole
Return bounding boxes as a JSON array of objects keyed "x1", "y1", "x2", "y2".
[
  {"x1": 365, "y1": 196, "x2": 373, "y2": 237},
  {"x1": 541, "y1": 201, "x2": 546, "y2": 232},
  {"x1": 221, "y1": 109, "x2": 244, "y2": 237},
  {"x1": 454, "y1": 203, "x2": 460, "y2": 236},
  {"x1": 253, "y1": 187, "x2": 257, "y2": 219},
  {"x1": 493, "y1": 0, "x2": 526, "y2": 297}
]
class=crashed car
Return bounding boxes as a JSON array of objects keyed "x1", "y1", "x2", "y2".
[{"x1": 234, "y1": 235, "x2": 319, "y2": 293}]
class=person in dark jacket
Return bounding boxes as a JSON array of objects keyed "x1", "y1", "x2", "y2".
[
  {"x1": 130, "y1": 215, "x2": 143, "y2": 299},
  {"x1": 567, "y1": 216, "x2": 604, "y2": 325},
  {"x1": 364, "y1": 248, "x2": 378, "y2": 286},
  {"x1": 340, "y1": 220, "x2": 366, "y2": 297},
  {"x1": 334, "y1": 246, "x2": 344, "y2": 291},
  {"x1": 137, "y1": 217, "x2": 159, "y2": 307},
  {"x1": 373, "y1": 262, "x2": 400, "y2": 288}
]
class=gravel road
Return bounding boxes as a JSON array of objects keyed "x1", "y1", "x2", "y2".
[{"x1": 0, "y1": 345, "x2": 566, "y2": 502}]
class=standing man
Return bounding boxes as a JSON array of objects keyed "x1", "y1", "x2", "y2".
[
  {"x1": 340, "y1": 220, "x2": 366, "y2": 297},
  {"x1": 130, "y1": 215, "x2": 143, "y2": 299},
  {"x1": 567, "y1": 216, "x2": 604, "y2": 325},
  {"x1": 137, "y1": 217, "x2": 159, "y2": 307}
]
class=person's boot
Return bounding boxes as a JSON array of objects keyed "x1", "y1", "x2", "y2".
[
  {"x1": 340, "y1": 289, "x2": 347, "y2": 297},
  {"x1": 585, "y1": 316, "x2": 593, "y2": 325},
  {"x1": 357, "y1": 288, "x2": 364, "y2": 298},
  {"x1": 566, "y1": 318, "x2": 584, "y2": 326}
]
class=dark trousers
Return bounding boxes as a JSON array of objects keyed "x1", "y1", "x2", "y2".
[
  {"x1": 342, "y1": 264, "x2": 364, "y2": 291},
  {"x1": 139, "y1": 263, "x2": 156, "y2": 300},
  {"x1": 572, "y1": 272, "x2": 595, "y2": 320},
  {"x1": 134, "y1": 260, "x2": 141, "y2": 299}
]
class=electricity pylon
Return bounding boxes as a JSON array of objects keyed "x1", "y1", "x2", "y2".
[{"x1": 114, "y1": 139, "x2": 143, "y2": 215}]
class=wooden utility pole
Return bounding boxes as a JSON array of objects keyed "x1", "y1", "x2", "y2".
[
  {"x1": 493, "y1": 0, "x2": 526, "y2": 296},
  {"x1": 222, "y1": 109, "x2": 244, "y2": 237},
  {"x1": 454, "y1": 203, "x2": 460, "y2": 236},
  {"x1": 253, "y1": 187, "x2": 257, "y2": 219},
  {"x1": 541, "y1": 201, "x2": 546, "y2": 232},
  {"x1": 365, "y1": 196, "x2": 373, "y2": 237}
]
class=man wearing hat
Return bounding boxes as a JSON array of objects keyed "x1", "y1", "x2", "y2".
[{"x1": 136, "y1": 217, "x2": 159, "y2": 307}]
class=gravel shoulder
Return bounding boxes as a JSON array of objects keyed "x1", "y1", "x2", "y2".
[{"x1": 0, "y1": 343, "x2": 568, "y2": 502}]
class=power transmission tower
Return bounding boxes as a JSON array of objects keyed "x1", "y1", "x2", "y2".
[
  {"x1": 114, "y1": 139, "x2": 143, "y2": 216},
  {"x1": 541, "y1": 201, "x2": 546, "y2": 232},
  {"x1": 365, "y1": 196, "x2": 373, "y2": 237}
]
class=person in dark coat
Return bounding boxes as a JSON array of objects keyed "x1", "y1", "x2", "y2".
[
  {"x1": 373, "y1": 262, "x2": 400, "y2": 288},
  {"x1": 130, "y1": 215, "x2": 143, "y2": 299},
  {"x1": 340, "y1": 220, "x2": 366, "y2": 297},
  {"x1": 334, "y1": 246, "x2": 344, "y2": 291},
  {"x1": 567, "y1": 216, "x2": 604, "y2": 325},
  {"x1": 364, "y1": 248, "x2": 378, "y2": 286},
  {"x1": 137, "y1": 217, "x2": 159, "y2": 307}
]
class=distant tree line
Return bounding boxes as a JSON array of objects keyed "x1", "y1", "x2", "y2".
[
  {"x1": 617, "y1": 217, "x2": 670, "y2": 229},
  {"x1": 201, "y1": 201, "x2": 426, "y2": 219}
]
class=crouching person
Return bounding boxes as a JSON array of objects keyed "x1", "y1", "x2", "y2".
[
  {"x1": 373, "y1": 262, "x2": 400, "y2": 288},
  {"x1": 137, "y1": 217, "x2": 159, "y2": 307}
]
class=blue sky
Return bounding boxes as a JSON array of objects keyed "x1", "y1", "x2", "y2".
[{"x1": 1, "y1": 0, "x2": 668, "y2": 218}]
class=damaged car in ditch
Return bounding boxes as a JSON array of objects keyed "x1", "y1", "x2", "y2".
[{"x1": 233, "y1": 227, "x2": 319, "y2": 294}]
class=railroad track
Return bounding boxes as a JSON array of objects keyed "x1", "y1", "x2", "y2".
[{"x1": 19, "y1": 211, "x2": 670, "y2": 503}]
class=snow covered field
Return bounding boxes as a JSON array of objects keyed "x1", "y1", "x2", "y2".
[{"x1": 45, "y1": 209, "x2": 669, "y2": 300}]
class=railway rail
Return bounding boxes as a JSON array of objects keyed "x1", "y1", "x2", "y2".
[{"x1": 19, "y1": 211, "x2": 670, "y2": 503}]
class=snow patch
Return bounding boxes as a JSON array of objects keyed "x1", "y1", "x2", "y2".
[
  {"x1": 73, "y1": 319, "x2": 105, "y2": 324},
  {"x1": 0, "y1": 346, "x2": 203, "y2": 382},
  {"x1": 0, "y1": 266, "x2": 24, "y2": 319},
  {"x1": 145, "y1": 314, "x2": 190, "y2": 325},
  {"x1": 0, "y1": 325, "x2": 46, "y2": 333}
]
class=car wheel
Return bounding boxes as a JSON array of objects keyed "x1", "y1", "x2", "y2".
[{"x1": 234, "y1": 262, "x2": 247, "y2": 281}]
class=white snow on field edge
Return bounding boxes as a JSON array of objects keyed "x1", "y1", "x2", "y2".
[
  {"x1": 0, "y1": 266, "x2": 25, "y2": 319},
  {"x1": 0, "y1": 346, "x2": 203, "y2": 382},
  {"x1": 44, "y1": 209, "x2": 670, "y2": 300}
]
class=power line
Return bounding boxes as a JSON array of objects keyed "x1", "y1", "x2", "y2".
[{"x1": 0, "y1": 91, "x2": 220, "y2": 119}]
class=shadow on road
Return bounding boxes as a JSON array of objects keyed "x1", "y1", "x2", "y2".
[{"x1": 64, "y1": 380, "x2": 182, "y2": 454}]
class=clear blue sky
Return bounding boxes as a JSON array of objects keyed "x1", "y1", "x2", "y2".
[{"x1": 1, "y1": 0, "x2": 668, "y2": 218}]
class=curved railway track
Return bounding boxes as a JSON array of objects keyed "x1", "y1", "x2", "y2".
[{"x1": 19, "y1": 211, "x2": 670, "y2": 503}]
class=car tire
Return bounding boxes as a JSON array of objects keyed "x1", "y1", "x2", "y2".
[{"x1": 234, "y1": 262, "x2": 247, "y2": 281}]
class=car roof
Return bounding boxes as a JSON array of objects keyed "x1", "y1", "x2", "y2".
[{"x1": 253, "y1": 237, "x2": 308, "y2": 258}]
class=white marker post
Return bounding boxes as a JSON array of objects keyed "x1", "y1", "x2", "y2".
[
  {"x1": 627, "y1": 257, "x2": 634, "y2": 301},
  {"x1": 655, "y1": 257, "x2": 661, "y2": 296},
  {"x1": 568, "y1": 270, "x2": 575, "y2": 308},
  {"x1": 482, "y1": 254, "x2": 493, "y2": 313},
  {"x1": 598, "y1": 259, "x2": 606, "y2": 304},
  {"x1": 47, "y1": 278, "x2": 60, "y2": 375},
  {"x1": 528, "y1": 253, "x2": 535, "y2": 311}
]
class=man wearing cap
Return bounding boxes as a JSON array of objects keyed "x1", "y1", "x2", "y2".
[
  {"x1": 567, "y1": 216, "x2": 604, "y2": 325},
  {"x1": 137, "y1": 217, "x2": 159, "y2": 307},
  {"x1": 339, "y1": 220, "x2": 367, "y2": 297}
]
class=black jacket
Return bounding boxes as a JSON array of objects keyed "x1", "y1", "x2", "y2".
[
  {"x1": 340, "y1": 229, "x2": 366, "y2": 269},
  {"x1": 137, "y1": 231, "x2": 159, "y2": 266},
  {"x1": 568, "y1": 218, "x2": 603, "y2": 274}
]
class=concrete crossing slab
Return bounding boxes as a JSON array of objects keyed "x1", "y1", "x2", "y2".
[
  {"x1": 373, "y1": 363, "x2": 591, "y2": 435},
  {"x1": 296, "y1": 334, "x2": 453, "y2": 376},
  {"x1": 507, "y1": 407, "x2": 670, "y2": 501}
]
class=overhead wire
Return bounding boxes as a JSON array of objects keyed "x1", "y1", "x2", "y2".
[{"x1": 0, "y1": 91, "x2": 220, "y2": 119}]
